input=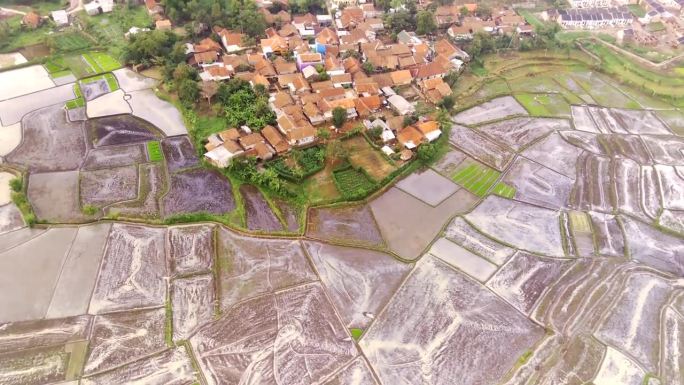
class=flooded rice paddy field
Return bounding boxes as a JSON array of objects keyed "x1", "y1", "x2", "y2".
[{"x1": 3, "y1": 66, "x2": 684, "y2": 384}]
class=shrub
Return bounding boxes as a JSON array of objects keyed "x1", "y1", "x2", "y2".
[
  {"x1": 82, "y1": 205, "x2": 99, "y2": 215},
  {"x1": 9, "y1": 177, "x2": 22, "y2": 192}
]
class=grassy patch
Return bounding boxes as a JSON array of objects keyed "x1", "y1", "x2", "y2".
[
  {"x1": 627, "y1": 4, "x2": 646, "y2": 17},
  {"x1": 52, "y1": 32, "x2": 92, "y2": 52},
  {"x1": 646, "y1": 22, "x2": 666, "y2": 33},
  {"x1": 451, "y1": 162, "x2": 513, "y2": 198},
  {"x1": 81, "y1": 73, "x2": 119, "y2": 91},
  {"x1": 341, "y1": 136, "x2": 397, "y2": 180},
  {"x1": 517, "y1": 10, "x2": 543, "y2": 28},
  {"x1": 65, "y1": 97, "x2": 85, "y2": 109},
  {"x1": 515, "y1": 93, "x2": 571, "y2": 117},
  {"x1": 9, "y1": 177, "x2": 36, "y2": 227},
  {"x1": 332, "y1": 164, "x2": 377, "y2": 200},
  {"x1": 350, "y1": 328, "x2": 363, "y2": 341},
  {"x1": 492, "y1": 182, "x2": 516, "y2": 198},
  {"x1": 147, "y1": 141, "x2": 164, "y2": 162},
  {"x1": 84, "y1": 52, "x2": 122, "y2": 72}
]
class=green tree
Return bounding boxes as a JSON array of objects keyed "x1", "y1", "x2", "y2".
[
  {"x1": 384, "y1": 10, "x2": 414, "y2": 34},
  {"x1": 332, "y1": 107, "x2": 347, "y2": 128},
  {"x1": 178, "y1": 79, "x2": 200, "y2": 106},
  {"x1": 317, "y1": 127, "x2": 331, "y2": 141},
  {"x1": 417, "y1": 143, "x2": 437, "y2": 163},
  {"x1": 362, "y1": 61, "x2": 375, "y2": 74},
  {"x1": 439, "y1": 95, "x2": 455, "y2": 110},
  {"x1": 475, "y1": 4, "x2": 492, "y2": 19},
  {"x1": 416, "y1": 10, "x2": 436, "y2": 35},
  {"x1": 436, "y1": 108, "x2": 452, "y2": 131}
]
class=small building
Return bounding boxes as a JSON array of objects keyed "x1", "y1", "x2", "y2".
[
  {"x1": 389, "y1": 70, "x2": 413, "y2": 86},
  {"x1": 204, "y1": 141, "x2": 244, "y2": 168},
  {"x1": 51, "y1": 10, "x2": 69, "y2": 27},
  {"x1": 262, "y1": 125, "x2": 290, "y2": 154},
  {"x1": 397, "y1": 125, "x2": 424, "y2": 149},
  {"x1": 388, "y1": 95, "x2": 415, "y2": 115},
  {"x1": 85, "y1": 2, "x2": 101, "y2": 16},
  {"x1": 415, "y1": 121, "x2": 442, "y2": 142}
]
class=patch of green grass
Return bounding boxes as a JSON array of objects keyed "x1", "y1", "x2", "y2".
[
  {"x1": 332, "y1": 165, "x2": 377, "y2": 200},
  {"x1": 517, "y1": 10, "x2": 543, "y2": 29},
  {"x1": 89, "y1": 52, "x2": 122, "y2": 72},
  {"x1": 492, "y1": 182, "x2": 516, "y2": 198},
  {"x1": 627, "y1": 4, "x2": 646, "y2": 17},
  {"x1": 452, "y1": 162, "x2": 512, "y2": 198},
  {"x1": 81, "y1": 205, "x2": 99, "y2": 216},
  {"x1": 147, "y1": 141, "x2": 164, "y2": 162},
  {"x1": 646, "y1": 22, "x2": 666, "y2": 33},
  {"x1": 515, "y1": 93, "x2": 571, "y2": 117},
  {"x1": 82, "y1": 53, "x2": 103, "y2": 73},
  {"x1": 50, "y1": 69, "x2": 73, "y2": 79},
  {"x1": 52, "y1": 32, "x2": 92, "y2": 52},
  {"x1": 81, "y1": 73, "x2": 119, "y2": 91},
  {"x1": 350, "y1": 328, "x2": 363, "y2": 341},
  {"x1": 65, "y1": 97, "x2": 85, "y2": 109}
]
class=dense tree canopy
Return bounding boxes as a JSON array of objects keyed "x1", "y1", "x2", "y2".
[
  {"x1": 216, "y1": 79, "x2": 276, "y2": 129},
  {"x1": 162, "y1": 0, "x2": 266, "y2": 37},
  {"x1": 416, "y1": 10, "x2": 436, "y2": 35},
  {"x1": 122, "y1": 30, "x2": 180, "y2": 66}
]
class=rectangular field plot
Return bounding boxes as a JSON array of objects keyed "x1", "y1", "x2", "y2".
[
  {"x1": 449, "y1": 124, "x2": 515, "y2": 170},
  {"x1": 514, "y1": 93, "x2": 571, "y2": 118},
  {"x1": 341, "y1": 136, "x2": 397, "y2": 180},
  {"x1": 86, "y1": 52, "x2": 122, "y2": 72},
  {"x1": 333, "y1": 166, "x2": 376, "y2": 199},
  {"x1": 452, "y1": 161, "x2": 515, "y2": 198}
]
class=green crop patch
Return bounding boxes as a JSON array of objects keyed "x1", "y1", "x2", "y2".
[
  {"x1": 452, "y1": 162, "x2": 514, "y2": 198},
  {"x1": 52, "y1": 32, "x2": 92, "y2": 52},
  {"x1": 515, "y1": 93, "x2": 571, "y2": 117},
  {"x1": 147, "y1": 141, "x2": 164, "y2": 162},
  {"x1": 65, "y1": 97, "x2": 85, "y2": 110},
  {"x1": 333, "y1": 165, "x2": 376, "y2": 200},
  {"x1": 350, "y1": 328, "x2": 363, "y2": 341},
  {"x1": 89, "y1": 52, "x2": 122, "y2": 72}
]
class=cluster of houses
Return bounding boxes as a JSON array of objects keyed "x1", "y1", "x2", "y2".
[
  {"x1": 555, "y1": 6, "x2": 633, "y2": 29},
  {"x1": 438, "y1": 5, "x2": 535, "y2": 38},
  {"x1": 20, "y1": 0, "x2": 114, "y2": 29},
  {"x1": 185, "y1": 3, "x2": 468, "y2": 167}
]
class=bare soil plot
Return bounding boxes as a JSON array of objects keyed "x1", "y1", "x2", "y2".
[
  {"x1": 444, "y1": 217, "x2": 516, "y2": 265},
  {"x1": 216, "y1": 227, "x2": 317, "y2": 309},
  {"x1": 360, "y1": 256, "x2": 544, "y2": 385},
  {"x1": 370, "y1": 187, "x2": 478, "y2": 260},
  {"x1": 428, "y1": 237, "x2": 498, "y2": 282},
  {"x1": 503, "y1": 157, "x2": 574, "y2": 209},
  {"x1": 171, "y1": 275, "x2": 215, "y2": 340},
  {"x1": 7, "y1": 105, "x2": 86, "y2": 172},
  {"x1": 593, "y1": 347, "x2": 645, "y2": 385},
  {"x1": 111, "y1": 163, "x2": 165, "y2": 218},
  {"x1": 430, "y1": 146, "x2": 468, "y2": 177},
  {"x1": 522, "y1": 132, "x2": 582, "y2": 178},
  {"x1": 453, "y1": 96, "x2": 528, "y2": 126},
  {"x1": 81, "y1": 347, "x2": 198, "y2": 385},
  {"x1": 656, "y1": 165, "x2": 684, "y2": 210},
  {"x1": 0, "y1": 83, "x2": 75, "y2": 125},
  {"x1": 641, "y1": 165, "x2": 661, "y2": 219},
  {"x1": 571, "y1": 106, "x2": 599, "y2": 133},
  {"x1": 85, "y1": 307, "x2": 166, "y2": 375},
  {"x1": 89, "y1": 224, "x2": 167, "y2": 314},
  {"x1": 274, "y1": 199, "x2": 300, "y2": 232},
  {"x1": 0, "y1": 52, "x2": 27, "y2": 69},
  {"x1": 87, "y1": 114, "x2": 161, "y2": 148},
  {"x1": 621, "y1": 217, "x2": 684, "y2": 276},
  {"x1": 0, "y1": 344, "x2": 72, "y2": 385},
  {"x1": 324, "y1": 357, "x2": 379, "y2": 385},
  {"x1": 594, "y1": 272, "x2": 673, "y2": 373},
  {"x1": 588, "y1": 212, "x2": 624, "y2": 257},
  {"x1": 609, "y1": 108, "x2": 671, "y2": 135},
  {"x1": 559, "y1": 130, "x2": 606, "y2": 156},
  {"x1": 341, "y1": 136, "x2": 397, "y2": 180},
  {"x1": 0, "y1": 122, "x2": 21, "y2": 156},
  {"x1": 0, "y1": 65, "x2": 54, "y2": 101},
  {"x1": 598, "y1": 134, "x2": 652, "y2": 164},
  {"x1": 396, "y1": 169, "x2": 459, "y2": 206},
  {"x1": 641, "y1": 135, "x2": 684, "y2": 165},
  {"x1": 477, "y1": 117, "x2": 569, "y2": 151},
  {"x1": 128, "y1": 89, "x2": 188, "y2": 136},
  {"x1": 0, "y1": 204, "x2": 24, "y2": 235},
  {"x1": 168, "y1": 224, "x2": 214, "y2": 275},
  {"x1": 307, "y1": 204, "x2": 384, "y2": 248},
  {"x1": 656, "y1": 110, "x2": 684, "y2": 135},
  {"x1": 80, "y1": 165, "x2": 139, "y2": 207},
  {"x1": 0, "y1": 227, "x2": 77, "y2": 322},
  {"x1": 613, "y1": 158, "x2": 651, "y2": 221},
  {"x1": 659, "y1": 209, "x2": 684, "y2": 235},
  {"x1": 449, "y1": 124, "x2": 515, "y2": 171},
  {"x1": 0, "y1": 316, "x2": 91, "y2": 357},
  {"x1": 304, "y1": 241, "x2": 412, "y2": 329},
  {"x1": 45, "y1": 224, "x2": 111, "y2": 319},
  {"x1": 587, "y1": 106, "x2": 628, "y2": 134},
  {"x1": 240, "y1": 184, "x2": 283, "y2": 232},
  {"x1": 112, "y1": 68, "x2": 157, "y2": 93},
  {"x1": 86, "y1": 89, "x2": 131, "y2": 118},
  {"x1": 81, "y1": 144, "x2": 146, "y2": 170},
  {"x1": 487, "y1": 251, "x2": 572, "y2": 315},
  {"x1": 571, "y1": 153, "x2": 613, "y2": 213},
  {"x1": 190, "y1": 283, "x2": 356, "y2": 385},
  {"x1": 465, "y1": 196, "x2": 564, "y2": 257},
  {"x1": 162, "y1": 169, "x2": 236, "y2": 217},
  {"x1": 661, "y1": 307, "x2": 684, "y2": 385},
  {"x1": 28, "y1": 171, "x2": 88, "y2": 223},
  {"x1": 161, "y1": 135, "x2": 199, "y2": 172}
]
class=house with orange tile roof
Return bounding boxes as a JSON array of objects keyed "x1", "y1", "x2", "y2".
[
  {"x1": 389, "y1": 70, "x2": 413, "y2": 86},
  {"x1": 22, "y1": 11, "x2": 42, "y2": 29},
  {"x1": 397, "y1": 125, "x2": 425, "y2": 149},
  {"x1": 421, "y1": 78, "x2": 453, "y2": 103},
  {"x1": 434, "y1": 39, "x2": 469, "y2": 61},
  {"x1": 412, "y1": 61, "x2": 448, "y2": 82},
  {"x1": 296, "y1": 52, "x2": 323, "y2": 71},
  {"x1": 217, "y1": 29, "x2": 246, "y2": 52},
  {"x1": 262, "y1": 125, "x2": 290, "y2": 153},
  {"x1": 415, "y1": 120, "x2": 442, "y2": 142}
]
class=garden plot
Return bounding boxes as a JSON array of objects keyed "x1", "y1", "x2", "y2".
[
  {"x1": 559, "y1": 130, "x2": 606, "y2": 155},
  {"x1": 241, "y1": 184, "x2": 283, "y2": 232},
  {"x1": 45, "y1": 224, "x2": 111, "y2": 319},
  {"x1": 87, "y1": 114, "x2": 161, "y2": 147},
  {"x1": 656, "y1": 165, "x2": 684, "y2": 210},
  {"x1": 0, "y1": 122, "x2": 21, "y2": 156},
  {"x1": 594, "y1": 272, "x2": 673, "y2": 373},
  {"x1": 0, "y1": 83, "x2": 75, "y2": 126},
  {"x1": 478, "y1": 117, "x2": 569, "y2": 151},
  {"x1": 371, "y1": 187, "x2": 478, "y2": 260},
  {"x1": 162, "y1": 169, "x2": 236, "y2": 217},
  {"x1": 641, "y1": 135, "x2": 684, "y2": 165},
  {"x1": 589, "y1": 212, "x2": 624, "y2": 257},
  {"x1": 599, "y1": 134, "x2": 652, "y2": 164},
  {"x1": 449, "y1": 124, "x2": 515, "y2": 170},
  {"x1": 0, "y1": 204, "x2": 23, "y2": 234},
  {"x1": 161, "y1": 135, "x2": 199, "y2": 172},
  {"x1": 324, "y1": 357, "x2": 379, "y2": 385},
  {"x1": 81, "y1": 144, "x2": 146, "y2": 170},
  {"x1": 522, "y1": 132, "x2": 583, "y2": 178},
  {"x1": 428, "y1": 237, "x2": 497, "y2": 282},
  {"x1": 571, "y1": 153, "x2": 613, "y2": 213},
  {"x1": 395, "y1": 168, "x2": 459, "y2": 206},
  {"x1": 7, "y1": 105, "x2": 86, "y2": 172},
  {"x1": 444, "y1": 217, "x2": 516, "y2": 265},
  {"x1": 453, "y1": 96, "x2": 528, "y2": 126},
  {"x1": 89, "y1": 224, "x2": 167, "y2": 314},
  {"x1": 571, "y1": 105, "x2": 600, "y2": 133},
  {"x1": 592, "y1": 347, "x2": 646, "y2": 385},
  {"x1": 86, "y1": 89, "x2": 131, "y2": 118},
  {"x1": 487, "y1": 251, "x2": 572, "y2": 315},
  {"x1": 360, "y1": 256, "x2": 544, "y2": 385},
  {"x1": 307, "y1": 204, "x2": 385, "y2": 248},
  {"x1": 465, "y1": 196, "x2": 564, "y2": 256},
  {"x1": 128, "y1": 89, "x2": 188, "y2": 136},
  {"x1": 28, "y1": 171, "x2": 88, "y2": 223},
  {"x1": 0, "y1": 343, "x2": 73, "y2": 385},
  {"x1": 503, "y1": 157, "x2": 574, "y2": 209},
  {"x1": 81, "y1": 347, "x2": 198, "y2": 385},
  {"x1": 661, "y1": 307, "x2": 684, "y2": 385},
  {"x1": 343, "y1": 135, "x2": 397, "y2": 180},
  {"x1": 621, "y1": 218, "x2": 684, "y2": 276},
  {"x1": 168, "y1": 224, "x2": 214, "y2": 275},
  {"x1": 430, "y1": 146, "x2": 468, "y2": 177},
  {"x1": 217, "y1": 227, "x2": 317, "y2": 309},
  {"x1": 609, "y1": 108, "x2": 671, "y2": 135},
  {"x1": 190, "y1": 283, "x2": 356, "y2": 385},
  {"x1": 303, "y1": 241, "x2": 412, "y2": 329},
  {"x1": 110, "y1": 163, "x2": 165, "y2": 218},
  {"x1": 0, "y1": 227, "x2": 77, "y2": 322},
  {"x1": 80, "y1": 165, "x2": 139, "y2": 207},
  {"x1": 0, "y1": 65, "x2": 54, "y2": 101},
  {"x1": 171, "y1": 275, "x2": 215, "y2": 340},
  {"x1": 659, "y1": 209, "x2": 684, "y2": 235},
  {"x1": 112, "y1": 68, "x2": 157, "y2": 93},
  {"x1": 85, "y1": 307, "x2": 166, "y2": 375}
]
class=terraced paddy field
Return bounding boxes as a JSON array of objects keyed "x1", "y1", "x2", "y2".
[{"x1": 2, "y1": 59, "x2": 684, "y2": 385}]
